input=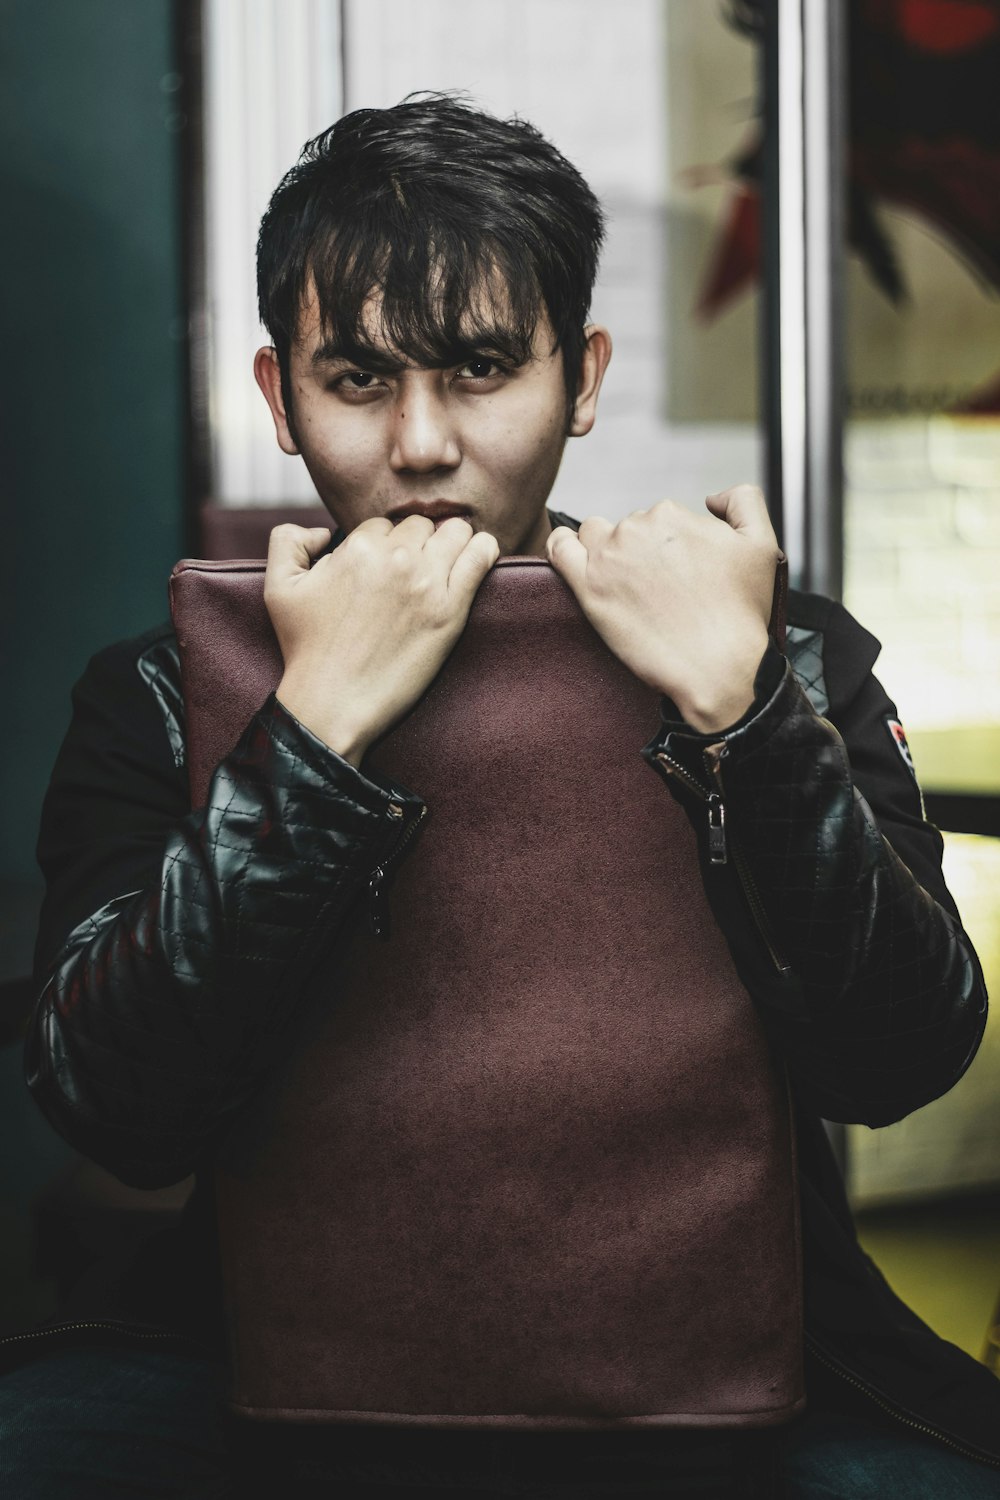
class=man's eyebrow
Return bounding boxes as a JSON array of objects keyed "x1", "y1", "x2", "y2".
[
  {"x1": 309, "y1": 332, "x2": 532, "y2": 373},
  {"x1": 310, "y1": 341, "x2": 405, "y2": 373}
]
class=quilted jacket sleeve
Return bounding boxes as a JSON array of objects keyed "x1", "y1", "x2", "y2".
[
  {"x1": 645, "y1": 608, "x2": 988, "y2": 1129},
  {"x1": 26, "y1": 630, "x2": 424, "y2": 1188}
]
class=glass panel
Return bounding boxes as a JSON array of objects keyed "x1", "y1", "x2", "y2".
[
  {"x1": 841, "y1": 3, "x2": 1000, "y2": 788},
  {"x1": 662, "y1": 5, "x2": 758, "y2": 426},
  {"x1": 840, "y1": 5, "x2": 1000, "y2": 1201}
]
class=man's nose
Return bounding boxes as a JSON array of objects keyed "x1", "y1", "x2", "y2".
[{"x1": 388, "y1": 382, "x2": 461, "y2": 473}]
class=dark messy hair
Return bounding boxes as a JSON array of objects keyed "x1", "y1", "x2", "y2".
[{"x1": 256, "y1": 93, "x2": 605, "y2": 422}]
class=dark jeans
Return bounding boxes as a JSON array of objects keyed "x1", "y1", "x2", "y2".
[{"x1": 0, "y1": 1347, "x2": 998, "y2": 1498}]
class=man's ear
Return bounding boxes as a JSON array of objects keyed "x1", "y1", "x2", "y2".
[
  {"x1": 568, "y1": 325, "x2": 613, "y2": 438},
  {"x1": 254, "y1": 346, "x2": 300, "y2": 455}
]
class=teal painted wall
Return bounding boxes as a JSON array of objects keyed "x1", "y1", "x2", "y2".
[{"x1": 0, "y1": 0, "x2": 185, "y2": 885}]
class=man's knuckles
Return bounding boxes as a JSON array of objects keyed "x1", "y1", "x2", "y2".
[
  {"x1": 649, "y1": 498, "x2": 683, "y2": 522},
  {"x1": 267, "y1": 521, "x2": 312, "y2": 548}
]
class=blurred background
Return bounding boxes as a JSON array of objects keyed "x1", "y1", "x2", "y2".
[{"x1": 1, "y1": 0, "x2": 998, "y2": 1372}]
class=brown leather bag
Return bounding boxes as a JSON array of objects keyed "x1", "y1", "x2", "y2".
[{"x1": 170, "y1": 554, "x2": 803, "y2": 1430}]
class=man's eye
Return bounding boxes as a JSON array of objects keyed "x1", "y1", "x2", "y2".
[
  {"x1": 457, "y1": 358, "x2": 503, "y2": 380},
  {"x1": 330, "y1": 370, "x2": 383, "y2": 395},
  {"x1": 340, "y1": 371, "x2": 378, "y2": 390}
]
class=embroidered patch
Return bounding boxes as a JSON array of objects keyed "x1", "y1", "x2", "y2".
[{"x1": 885, "y1": 717, "x2": 918, "y2": 781}]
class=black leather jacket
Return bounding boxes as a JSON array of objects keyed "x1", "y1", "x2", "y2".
[{"x1": 16, "y1": 525, "x2": 1000, "y2": 1467}]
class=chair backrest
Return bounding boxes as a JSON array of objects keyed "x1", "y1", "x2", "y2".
[{"x1": 171, "y1": 556, "x2": 803, "y2": 1430}]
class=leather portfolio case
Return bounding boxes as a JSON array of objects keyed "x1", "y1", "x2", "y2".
[{"x1": 170, "y1": 554, "x2": 802, "y2": 1429}]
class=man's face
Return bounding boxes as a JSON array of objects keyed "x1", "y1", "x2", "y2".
[{"x1": 255, "y1": 286, "x2": 610, "y2": 557}]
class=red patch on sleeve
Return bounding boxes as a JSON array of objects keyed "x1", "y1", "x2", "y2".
[{"x1": 886, "y1": 717, "x2": 918, "y2": 780}]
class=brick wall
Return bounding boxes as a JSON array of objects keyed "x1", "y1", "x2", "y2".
[{"x1": 844, "y1": 417, "x2": 1000, "y2": 731}]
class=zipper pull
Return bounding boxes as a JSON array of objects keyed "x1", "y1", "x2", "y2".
[
  {"x1": 707, "y1": 794, "x2": 727, "y2": 865},
  {"x1": 368, "y1": 866, "x2": 390, "y2": 940},
  {"x1": 365, "y1": 800, "x2": 427, "y2": 943}
]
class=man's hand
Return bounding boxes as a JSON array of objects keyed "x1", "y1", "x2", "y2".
[
  {"x1": 266, "y1": 517, "x2": 500, "y2": 765},
  {"x1": 547, "y1": 485, "x2": 780, "y2": 734}
]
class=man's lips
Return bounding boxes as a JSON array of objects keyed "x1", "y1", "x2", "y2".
[{"x1": 386, "y1": 502, "x2": 472, "y2": 525}]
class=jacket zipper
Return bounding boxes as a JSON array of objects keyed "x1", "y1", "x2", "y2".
[
  {"x1": 806, "y1": 1334, "x2": 1000, "y2": 1470},
  {"x1": 726, "y1": 838, "x2": 790, "y2": 976},
  {"x1": 654, "y1": 749, "x2": 791, "y2": 975},
  {"x1": 367, "y1": 801, "x2": 429, "y2": 940},
  {"x1": 654, "y1": 750, "x2": 728, "y2": 865}
]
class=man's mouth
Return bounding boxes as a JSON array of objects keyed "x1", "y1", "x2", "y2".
[{"x1": 386, "y1": 502, "x2": 473, "y2": 526}]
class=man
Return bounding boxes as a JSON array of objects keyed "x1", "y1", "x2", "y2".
[{"x1": 3, "y1": 95, "x2": 999, "y2": 1498}]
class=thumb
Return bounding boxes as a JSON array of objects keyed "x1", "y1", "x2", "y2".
[
  {"x1": 546, "y1": 525, "x2": 589, "y2": 594},
  {"x1": 705, "y1": 484, "x2": 773, "y2": 540},
  {"x1": 447, "y1": 529, "x2": 501, "y2": 602}
]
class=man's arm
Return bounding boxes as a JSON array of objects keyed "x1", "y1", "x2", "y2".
[
  {"x1": 646, "y1": 640, "x2": 986, "y2": 1126},
  {"x1": 26, "y1": 631, "x2": 424, "y2": 1189},
  {"x1": 549, "y1": 489, "x2": 988, "y2": 1126},
  {"x1": 27, "y1": 518, "x2": 499, "y2": 1189}
]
